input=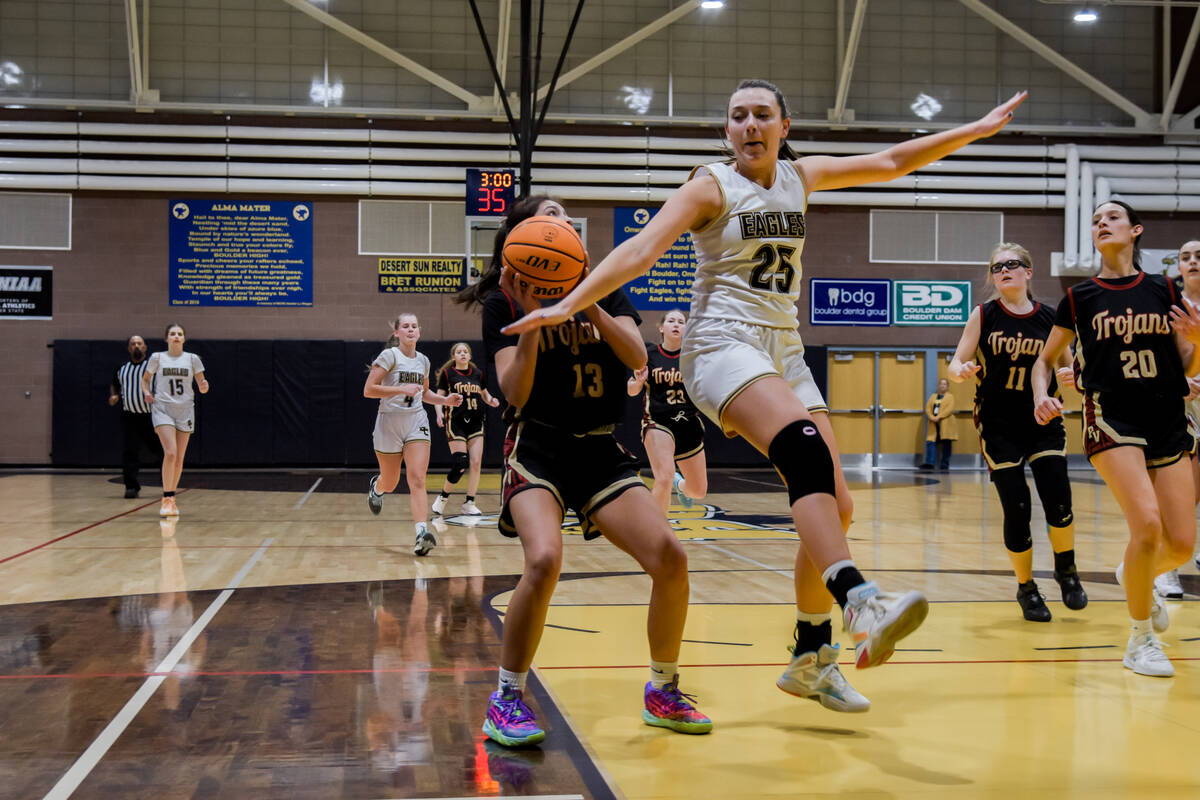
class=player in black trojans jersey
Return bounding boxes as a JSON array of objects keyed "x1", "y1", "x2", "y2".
[
  {"x1": 627, "y1": 309, "x2": 708, "y2": 514},
  {"x1": 1034, "y1": 201, "x2": 1200, "y2": 678},
  {"x1": 459, "y1": 195, "x2": 710, "y2": 747},
  {"x1": 949, "y1": 243, "x2": 1085, "y2": 623},
  {"x1": 432, "y1": 343, "x2": 500, "y2": 517}
]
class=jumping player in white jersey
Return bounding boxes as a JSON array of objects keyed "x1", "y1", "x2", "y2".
[
  {"x1": 141, "y1": 323, "x2": 208, "y2": 518},
  {"x1": 504, "y1": 79, "x2": 1027, "y2": 712},
  {"x1": 365, "y1": 313, "x2": 462, "y2": 556}
]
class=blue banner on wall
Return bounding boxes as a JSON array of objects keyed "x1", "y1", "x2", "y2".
[
  {"x1": 809, "y1": 278, "x2": 891, "y2": 326},
  {"x1": 169, "y1": 199, "x2": 313, "y2": 306},
  {"x1": 615, "y1": 207, "x2": 696, "y2": 310}
]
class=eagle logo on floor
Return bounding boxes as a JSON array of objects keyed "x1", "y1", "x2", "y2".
[{"x1": 437, "y1": 503, "x2": 795, "y2": 539}]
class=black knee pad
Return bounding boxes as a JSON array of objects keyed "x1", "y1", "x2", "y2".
[
  {"x1": 767, "y1": 419, "x2": 835, "y2": 505},
  {"x1": 1030, "y1": 456, "x2": 1074, "y2": 528},
  {"x1": 991, "y1": 467, "x2": 1032, "y2": 552},
  {"x1": 447, "y1": 451, "x2": 469, "y2": 483}
]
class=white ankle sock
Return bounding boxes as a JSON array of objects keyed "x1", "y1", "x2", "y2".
[
  {"x1": 650, "y1": 660, "x2": 677, "y2": 688},
  {"x1": 1130, "y1": 618, "x2": 1152, "y2": 638},
  {"x1": 498, "y1": 667, "x2": 526, "y2": 693}
]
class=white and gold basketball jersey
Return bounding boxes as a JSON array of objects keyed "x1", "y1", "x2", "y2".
[
  {"x1": 147, "y1": 351, "x2": 205, "y2": 405},
  {"x1": 372, "y1": 347, "x2": 430, "y2": 414},
  {"x1": 688, "y1": 160, "x2": 808, "y2": 329}
]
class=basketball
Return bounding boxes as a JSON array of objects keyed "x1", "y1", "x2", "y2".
[{"x1": 501, "y1": 215, "x2": 586, "y2": 298}]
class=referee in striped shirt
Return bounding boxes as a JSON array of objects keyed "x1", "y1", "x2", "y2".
[{"x1": 108, "y1": 335, "x2": 161, "y2": 498}]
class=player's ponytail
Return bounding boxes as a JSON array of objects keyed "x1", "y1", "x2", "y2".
[{"x1": 456, "y1": 194, "x2": 553, "y2": 310}]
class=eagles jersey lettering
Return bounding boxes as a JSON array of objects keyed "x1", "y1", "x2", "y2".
[
  {"x1": 372, "y1": 347, "x2": 430, "y2": 414},
  {"x1": 1056, "y1": 272, "x2": 1187, "y2": 399},
  {"x1": 688, "y1": 160, "x2": 808, "y2": 329},
  {"x1": 974, "y1": 300, "x2": 1058, "y2": 425},
  {"x1": 146, "y1": 351, "x2": 205, "y2": 405},
  {"x1": 483, "y1": 288, "x2": 642, "y2": 434},
  {"x1": 643, "y1": 344, "x2": 698, "y2": 421}
]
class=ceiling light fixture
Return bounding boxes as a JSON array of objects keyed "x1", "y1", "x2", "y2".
[
  {"x1": 701, "y1": 1, "x2": 725, "y2": 9},
  {"x1": 1073, "y1": 9, "x2": 1098, "y2": 23}
]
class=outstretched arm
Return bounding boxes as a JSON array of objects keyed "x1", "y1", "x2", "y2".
[
  {"x1": 502, "y1": 176, "x2": 722, "y2": 335},
  {"x1": 796, "y1": 92, "x2": 1026, "y2": 192}
]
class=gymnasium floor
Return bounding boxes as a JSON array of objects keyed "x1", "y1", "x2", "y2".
[{"x1": 2, "y1": 467, "x2": 1198, "y2": 799}]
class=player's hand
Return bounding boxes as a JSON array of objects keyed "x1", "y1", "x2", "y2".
[
  {"x1": 143, "y1": 391, "x2": 155, "y2": 406},
  {"x1": 499, "y1": 265, "x2": 544, "y2": 315},
  {"x1": 632, "y1": 366, "x2": 648, "y2": 383},
  {"x1": 1170, "y1": 302, "x2": 1200, "y2": 344},
  {"x1": 446, "y1": 393, "x2": 464, "y2": 407},
  {"x1": 400, "y1": 382, "x2": 423, "y2": 398},
  {"x1": 976, "y1": 91, "x2": 1027, "y2": 137},
  {"x1": 950, "y1": 361, "x2": 980, "y2": 381},
  {"x1": 1033, "y1": 394, "x2": 1063, "y2": 425},
  {"x1": 108, "y1": 393, "x2": 119, "y2": 406},
  {"x1": 487, "y1": 395, "x2": 500, "y2": 407},
  {"x1": 435, "y1": 410, "x2": 444, "y2": 427},
  {"x1": 1056, "y1": 366, "x2": 1076, "y2": 389},
  {"x1": 1187, "y1": 376, "x2": 1200, "y2": 401},
  {"x1": 197, "y1": 379, "x2": 210, "y2": 394}
]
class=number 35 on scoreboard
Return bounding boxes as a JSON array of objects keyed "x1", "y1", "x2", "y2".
[{"x1": 465, "y1": 168, "x2": 516, "y2": 216}]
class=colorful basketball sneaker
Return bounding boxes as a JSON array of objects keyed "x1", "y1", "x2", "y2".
[
  {"x1": 777, "y1": 643, "x2": 870, "y2": 712},
  {"x1": 672, "y1": 472, "x2": 694, "y2": 509},
  {"x1": 843, "y1": 581, "x2": 929, "y2": 669},
  {"x1": 642, "y1": 676, "x2": 712, "y2": 734},
  {"x1": 367, "y1": 476, "x2": 383, "y2": 515},
  {"x1": 412, "y1": 522, "x2": 437, "y2": 557},
  {"x1": 482, "y1": 687, "x2": 545, "y2": 747}
]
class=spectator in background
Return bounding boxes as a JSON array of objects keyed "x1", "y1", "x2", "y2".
[
  {"x1": 108, "y1": 334, "x2": 161, "y2": 498},
  {"x1": 922, "y1": 378, "x2": 956, "y2": 470}
]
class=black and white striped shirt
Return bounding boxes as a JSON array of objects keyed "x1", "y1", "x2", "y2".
[{"x1": 114, "y1": 361, "x2": 152, "y2": 414}]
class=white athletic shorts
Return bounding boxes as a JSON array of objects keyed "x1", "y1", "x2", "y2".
[
  {"x1": 373, "y1": 410, "x2": 432, "y2": 453},
  {"x1": 150, "y1": 401, "x2": 195, "y2": 433},
  {"x1": 681, "y1": 317, "x2": 826, "y2": 436}
]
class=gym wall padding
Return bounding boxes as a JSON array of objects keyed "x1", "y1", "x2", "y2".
[{"x1": 53, "y1": 340, "x2": 825, "y2": 469}]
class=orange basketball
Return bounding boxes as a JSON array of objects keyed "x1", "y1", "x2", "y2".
[{"x1": 501, "y1": 215, "x2": 586, "y2": 299}]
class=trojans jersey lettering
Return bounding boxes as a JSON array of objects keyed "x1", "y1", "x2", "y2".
[
  {"x1": 688, "y1": 160, "x2": 807, "y2": 329},
  {"x1": 643, "y1": 343, "x2": 698, "y2": 421},
  {"x1": 1056, "y1": 272, "x2": 1187, "y2": 398},
  {"x1": 974, "y1": 300, "x2": 1057, "y2": 424}
]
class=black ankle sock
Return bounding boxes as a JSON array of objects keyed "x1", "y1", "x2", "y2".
[
  {"x1": 1053, "y1": 549, "x2": 1076, "y2": 574},
  {"x1": 826, "y1": 566, "x2": 867, "y2": 609},
  {"x1": 162, "y1": 491, "x2": 175, "y2": 498},
  {"x1": 439, "y1": 490, "x2": 451, "y2": 499},
  {"x1": 465, "y1": 495, "x2": 475, "y2": 503},
  {"x1": 793, "y1": 620, "x2": 833, "y2": 655}
]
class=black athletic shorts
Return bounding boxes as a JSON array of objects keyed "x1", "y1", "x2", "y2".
[
  {"x1": 1082, "y1": 390, "x2": 1195, "y2": 468},
  {"x1": 446, "y1": 410, "x2": 484, "y2": 443},
  {"x1": 641, "y1": 409, "x2": 705, "y2": 461},
  {"x1": 976, "y1": 413, "x2": 1067, "y2": 473},
  {"x1": 499, "y1": 420, "x2": 644, "y2": 539}
]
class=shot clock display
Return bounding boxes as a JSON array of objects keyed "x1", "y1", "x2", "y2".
[{"x1": 465, "y1": 168, "x2": 515, "y2": 216}]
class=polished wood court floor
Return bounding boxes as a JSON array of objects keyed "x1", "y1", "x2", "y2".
[{"x1": 2, "y1": 467, "x2": 1199, "y2": 799}]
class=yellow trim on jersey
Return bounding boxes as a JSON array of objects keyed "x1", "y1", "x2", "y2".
[
  {"x1": 687, "y1": 164, "x2": 728, "y2": 235},
  {"x1": 675, "y1": 440, "x2": 705, "y2": 461},
  {"x1": 716, "y1": 372, "x2": 778, "y2": 435},
  {"x1": 1091, "y1": 395, "x2": 1146, "y2": 447},
  {"x1": 579, "y1": 476, "x2": 648, "y2": 522},
  {"x1": 1027, "y1": 447, "x2": 1067, "y2": 463},
  {"x1": 1147, "y1": 450, "x2": 1189, "y2": 469}
]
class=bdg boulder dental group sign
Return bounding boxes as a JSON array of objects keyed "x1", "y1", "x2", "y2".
[{"x1": 809, "y1": 278, "x2": 971, "y2": 327}]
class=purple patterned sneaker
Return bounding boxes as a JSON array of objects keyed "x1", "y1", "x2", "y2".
[
  {"x1": 642, "y1": 676, "x2": 712, "y2": 734},
  {"x1": 482, "y1": 688, "x2": 545, "y2": 747}
]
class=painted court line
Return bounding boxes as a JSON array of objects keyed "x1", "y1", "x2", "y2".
[
  {"x1": 43, "y1": 537, "x2": 273, "y2": 800},
  {"x1": 704, "y1": 543, "x2": 794, "y2": 579},
  {"x1": 293, "y1": 477, "x2": 323, "y2": 509},
  {"x1": 0, "y1": 495, "x2": 178, "y2": 565}
]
